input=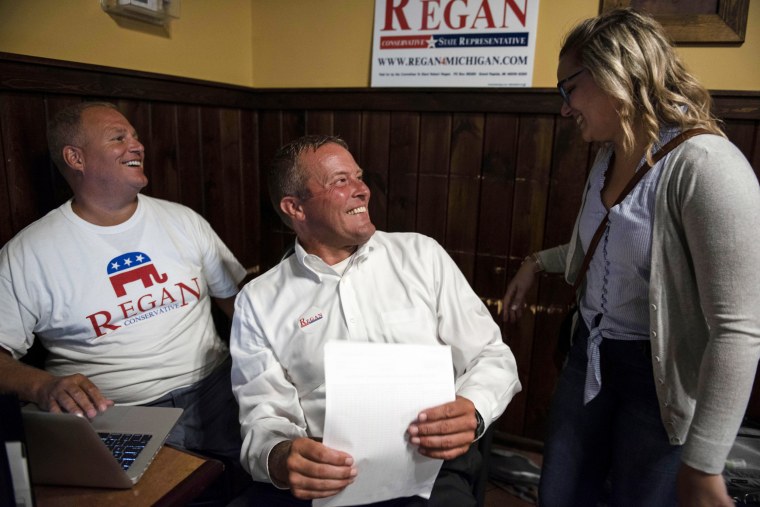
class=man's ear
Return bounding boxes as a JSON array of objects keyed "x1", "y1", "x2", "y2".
[
  {"x1": 280, "y1": 196, "x2": 305, "y2": 223},
  {"x1": 62, "y1": 145, "x2": 84, "y2": 173}
]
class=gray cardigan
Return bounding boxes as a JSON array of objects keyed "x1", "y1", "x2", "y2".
[{"x1": 538, "y1": 133, "x2": 760, "y2": 473}]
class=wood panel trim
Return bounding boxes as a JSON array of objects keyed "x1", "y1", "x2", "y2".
[
  {"x1": 2, "y1": 52, "x2": 758, "y2": 118},
  {"x1": 0, "y1": 52, "x2": 255, "y2": 108}
]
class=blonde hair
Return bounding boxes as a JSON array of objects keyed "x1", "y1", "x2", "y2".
[{"x1": 560, "y1": 8, "x2": 724, "y2": 161}]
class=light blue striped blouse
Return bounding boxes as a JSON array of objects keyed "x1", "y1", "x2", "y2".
[{"x1": 577, "y1": 127, "x2": 680, "y2": 403}]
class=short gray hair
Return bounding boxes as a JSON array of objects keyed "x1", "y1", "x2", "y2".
[
  {"x1": 267, "y1": 134, "x2": 349, "y2": 227},
  {"x1": 47, "y1": 101, "x2": 119, "y2": 171}
]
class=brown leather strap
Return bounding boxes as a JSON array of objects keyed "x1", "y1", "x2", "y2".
[{"x1": 570, "y1": 128, "x2": 710, "y2": 295}]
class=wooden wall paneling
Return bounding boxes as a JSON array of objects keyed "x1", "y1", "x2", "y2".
[
  {"x1": 0, "y1": 93, "x2": 52, "y2": 243},
  {"x1": 521, "y1": 273, "x2": 568, "y2": 440},
  {"x1": 511, "y1": 115, "x2": 591, "y2": 436},
  {"x1": 713, "y1": 92, "x2": 760, "y2": 122},
  {"x1": 305, "y1": 111, "x2": 334, "y2": 136},
  {"x1": 508, "y1": 114, "x2": 554, "y2": 264},
  {"x1": 416, "y1": 113, "x2": 452, "y2": 243},
  {"x1": 333, "y1": 111, "x2": 363, "y2": 162},
  {"x1": 387, "y1": 112, "x2": 420, "y2": 233},
  {"x1": 473, "y1": 113, "x2": 519, "y2": 303},
  {"x1": 277, "y1": 111, "x2": 306, "y2": 259},
  {"x1": 239, "y1": 109, "x2": 260, "y2": 271},
  {"x1": 280, "y1": 110, "x2": 306, "y2": 145},
  {"x1": 498, "y1": 114, "x2": 555, "y2": 435},
  {"x1": 43, "y1": 95, "x2": 80, "y2": 208},
  {"x1": 0, "y1": 96, "x2": 10, "y2": 245},
  {"x1": 360, "y1": 112, "x2": 391, "y2": 232},
  {"x1": 199, "y1": 106, "x2": 224, "y2": 234},
  {"x1": 724, "y1": 119, "x2": 756, "y2": 157},
  {"x1": 445, "y1": 113, "x2": 484, "y2": 282},
  {"x1": 723, "y1": 119, "x2": 758, "y2": 176},
  {"x1": 500, "y1": 319, "x2": 534, "y2": 435},
  {"x1": 145, "y1": 102, "x2": 180, "y2": 203},
  {"x1": 543, "y1": 117, "x2": 589, "y2": 248},
  {"x1": 174, "y1": 105, "x2": 204, "y2": 213},
  {"x1": 518, "y1": 120, "x2": 588, "y2": 437},
  {"x1": 218, "y1": 108, "x2": 246, "y2": 259},
  {"x1": 474, "y1": 114, "x2": 521, "y2": 427},
  {"x1": 256, "y1": 110, "x2": 286, "y2": 270},
  {"x1": 0, "y1": 52, "x2": 256, "y2": 109}
]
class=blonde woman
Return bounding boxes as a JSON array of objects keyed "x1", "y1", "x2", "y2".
[{"x1": 503, "y1": 8, "x2": 760, "y2": 506}]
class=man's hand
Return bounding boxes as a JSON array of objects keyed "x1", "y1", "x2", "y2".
[
  {"x1": 36, "y1": 373, "x2": 113, "y2": 419},
  {"x1": 407, "y1": 396, "x2": 477, "y2": 460},
  {"x1": 269, "y1": 438, "x2": 356, "y2": 500},
  {"x1": 0, "y1": 350, "x2": 112, "y2": 419},
  {"x1": 676, "y1": 463, "x2": 733, "y2": 507}
]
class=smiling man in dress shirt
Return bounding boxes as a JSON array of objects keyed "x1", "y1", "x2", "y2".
[{"x1": 230, "y1": 134, "x2": 521, "y2": 506}]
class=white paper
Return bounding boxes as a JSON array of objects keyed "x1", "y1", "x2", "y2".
[{"x1": 314, "y1": 342, "x2": 455, "y2": 507}]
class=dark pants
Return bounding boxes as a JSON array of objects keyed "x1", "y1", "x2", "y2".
[
  {"x1": 145, "y1": 356, "x2": 242, "y2": 460},
  {"x1": 229, "y1": 442, "x2": 481, "y2": 507},
  {"x1": 538, "y1": 319, "x2": 682, "y2": 507}
]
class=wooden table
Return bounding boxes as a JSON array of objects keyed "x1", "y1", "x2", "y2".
[{"x1": 33, "y1": 445, "x2": 224, "y2": 507}]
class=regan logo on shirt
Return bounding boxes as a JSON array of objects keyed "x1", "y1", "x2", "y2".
[
  {"x1": 298, "y1": 307, "x2": 326, "y2": 334},
  {"x1": 84, "y1": 252, "x2": 202, "y2": 338},
  {"x1": 107, "y1": 252, "x2": 168, "y2": 297},
  {"x1": 300, "y1": 313, "x2": 323, "y2": 328}
]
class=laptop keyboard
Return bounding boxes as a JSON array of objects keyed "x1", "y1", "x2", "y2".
[{"x1": 98, "y1": 432, "x2": 152, "y2": 471}]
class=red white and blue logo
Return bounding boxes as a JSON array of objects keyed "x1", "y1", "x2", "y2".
[
  {"x1": 86, "y1": 252, "x2": 201, "y2": 338},
  {"x1": 106, "y1": 251, "x2": 168, "y2": 298}
]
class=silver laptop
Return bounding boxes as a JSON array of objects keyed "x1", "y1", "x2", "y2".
[{"x1": 21, "y1": 405, "x2": 183, "y2": 489}]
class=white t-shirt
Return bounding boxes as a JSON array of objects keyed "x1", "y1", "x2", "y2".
[
  {"x1": 0, "y1": 195, "x2": 246, "y2": 404},
  {"x1": 231, "y1": 231, "x2": 521, "y2": 482}
]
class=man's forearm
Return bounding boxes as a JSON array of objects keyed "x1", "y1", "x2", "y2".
[
  {"x1": 213, "y1": 295, "x2": 236, "y2": 320},
  {"x1": 0, "y1": 348, "x2": 52, "y2": 405}
]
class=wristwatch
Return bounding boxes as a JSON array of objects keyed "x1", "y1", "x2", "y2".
[{"x1": 474, "y1": 410, "x2": 485, "y2": 440}]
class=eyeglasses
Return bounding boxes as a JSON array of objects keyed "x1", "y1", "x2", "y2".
[{"x1": 557, "y1": 68, "x2": 586, "y2": 104}]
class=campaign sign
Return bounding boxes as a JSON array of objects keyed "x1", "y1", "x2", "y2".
[{"x1": 371, "y1": 0, "x2": 540, "y2": 87}]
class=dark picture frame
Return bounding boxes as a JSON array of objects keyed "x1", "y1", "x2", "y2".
[{"x1": 600, "y1": 0, "x2": 749, "y2": 44}]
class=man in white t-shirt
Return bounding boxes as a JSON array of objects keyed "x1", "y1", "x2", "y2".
[
  {"x1": 0, "y1": 102, "x2": 246, "y2": 460},
  {"x1": 230, "y1": 135, "x2": 521, "y2": 506}
]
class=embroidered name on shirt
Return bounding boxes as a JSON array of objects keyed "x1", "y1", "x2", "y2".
[{"x1": 300, "y1": 313, "x2": 324, "y2": 328}]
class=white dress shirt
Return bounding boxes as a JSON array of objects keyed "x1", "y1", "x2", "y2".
[{"x1": 230, "y1": 231, "x2": 521, "y2": 482}]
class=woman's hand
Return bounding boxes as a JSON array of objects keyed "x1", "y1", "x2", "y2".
[
  {"x1": 502, "y1": 257, "x2": 539, "y2": 323},
  {"x1": 677, "y1": 463, "x2": 733, "y2": 506}
]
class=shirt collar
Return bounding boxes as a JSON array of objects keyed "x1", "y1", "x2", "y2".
[{"x1": 293, "y1": 234, "x2": 376, "y2": 279}]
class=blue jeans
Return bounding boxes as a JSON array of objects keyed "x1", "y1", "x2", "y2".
[{"x1": 538, "y1": 319, "x2": 682, "y2": 507}]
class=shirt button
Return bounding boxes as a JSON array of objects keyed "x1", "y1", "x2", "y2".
[
  {"x1": 651, "y1": 330, "x2": 657, "y2": 338},
  {"x1": 650, "y1": 303, "x2": 657, "y2": 311},
  {"x1": 658, "y1": 378, "x2": 665, "y2": 385},
  {"x1": 654, "y1": 355, "x2": 661, "y2": 362},
  {"x1": 670, "y1": 437, "x2": 681, "y2": 444}
]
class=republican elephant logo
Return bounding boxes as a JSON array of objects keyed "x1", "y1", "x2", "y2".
[{"x1": 107, "y1": 252, "x2": 168, "y2": 298}]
